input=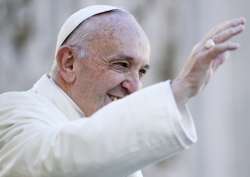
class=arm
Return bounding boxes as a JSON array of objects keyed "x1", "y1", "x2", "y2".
[{"x1": 0, "y1": 82, "x2": 196, "y2": 177}]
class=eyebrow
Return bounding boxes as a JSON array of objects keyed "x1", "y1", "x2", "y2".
[{"x1": 111, "y1": 54, "x2": 150, "y2": 69}]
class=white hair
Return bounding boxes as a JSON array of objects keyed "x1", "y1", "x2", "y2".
[{"x1": 49, "y1": 5, "x2": 127, "y2": 77}]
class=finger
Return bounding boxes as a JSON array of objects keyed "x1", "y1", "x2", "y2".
[
  {"x1": 204, "y1": 17, "x2": 246, "y2": 41},
  {"x1": 213, "y1": 24, "x2": 245, "y2": 43},
  {"x1": 203, "y1": 42, "x2": 240, "y2": 63},
  {"x1": 211, "y1": 54, "x2": 226, "y2": 71},
  {"x1": 214, "y1": 17, "x2": 246, "y2": 35}
]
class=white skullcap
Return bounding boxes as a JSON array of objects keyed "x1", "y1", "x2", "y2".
[{"x1": 55, "y1": 5, "x2": 126, "y2": 57}]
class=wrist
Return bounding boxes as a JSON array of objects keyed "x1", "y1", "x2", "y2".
[{"x1": 170, "y1": 79, "x2": 191, "y2": 106}]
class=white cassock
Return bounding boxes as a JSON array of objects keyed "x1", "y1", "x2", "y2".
[{"x1": 0, "y1": 74, "x2": 197, "y2": 177}]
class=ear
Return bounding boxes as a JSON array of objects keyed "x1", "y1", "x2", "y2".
[{"x1": 56, "y1": 46, "x2": 76, "y2": 84}]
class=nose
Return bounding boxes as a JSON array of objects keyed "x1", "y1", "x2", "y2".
[{"x1": 121, "y1": 74, "x2": 142, "y2": 94}]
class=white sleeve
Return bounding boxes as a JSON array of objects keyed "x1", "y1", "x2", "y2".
[{"x1": 0, "y1": 81, "x2": 197, "y2": 177}]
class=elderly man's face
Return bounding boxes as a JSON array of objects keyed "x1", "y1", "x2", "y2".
[{"x1": 69, "y1": 12, "x2": 150, "y2": 116}]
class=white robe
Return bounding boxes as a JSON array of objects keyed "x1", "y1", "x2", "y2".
[{"x1": 0, "y1": 74, "x2": 197, "y2": 177}]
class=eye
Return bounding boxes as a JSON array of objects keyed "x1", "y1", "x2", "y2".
[
  {"x1": 139, "y1": 68, "x2": 147, "y2": 78},
  {"x1": 111, "y1": 60, "x2": 130, "y2": 72},
  {"x1": 117, "y1": 61, "x2": 129, "y2": 68}
]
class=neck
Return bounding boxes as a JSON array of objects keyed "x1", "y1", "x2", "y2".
[{"x1": 51, "y1": 72, "x2": 72, "y2": 99}]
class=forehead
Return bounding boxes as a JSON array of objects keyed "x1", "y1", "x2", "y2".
[{"x1": 71, "y1": 11, "x2": 151, "y2": 65}]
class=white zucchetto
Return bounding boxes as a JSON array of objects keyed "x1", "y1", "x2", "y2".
[{"x1": 55, "y1": 5, "x2": 126, "y2": 57}]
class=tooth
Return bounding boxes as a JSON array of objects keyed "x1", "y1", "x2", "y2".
[{"x1": 110, "y1": 95, "x2": 114, "y2": 101}]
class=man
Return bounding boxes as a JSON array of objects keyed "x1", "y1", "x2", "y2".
[{"x1": 0, "y1": 5, "x2": 245, "y2": 177}]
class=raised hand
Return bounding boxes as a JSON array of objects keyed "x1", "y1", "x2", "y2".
[{"x1": 171, "y1": 17, "x2": 246, "y2": 105}]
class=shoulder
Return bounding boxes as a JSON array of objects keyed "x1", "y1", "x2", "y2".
[
  {"x1": 0, "y1": 90, "x2": 65, "y2": 125},
  {"x1": 0, "y1": 90, "x2": 46, "y2": 108}
]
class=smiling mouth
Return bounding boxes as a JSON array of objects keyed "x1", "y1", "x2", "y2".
[{"x1": 108, "y1": 94, "x2": 121, "y2": 102}]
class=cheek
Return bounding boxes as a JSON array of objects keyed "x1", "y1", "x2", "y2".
[{"x1": 98, "y1": 71, "x2": 126, "y2": 90}]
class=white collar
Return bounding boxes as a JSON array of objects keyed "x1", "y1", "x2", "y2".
[{"x1": 31, "y1": 74, "x2": 85, "y2": 120}]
